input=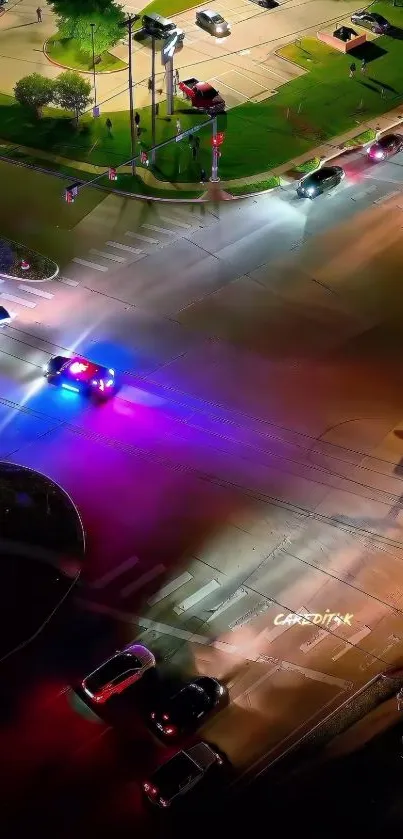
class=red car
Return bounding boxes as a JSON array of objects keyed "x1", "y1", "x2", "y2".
[{"x1": 179, "y1": 77, "x2": 225, "y2": 114}]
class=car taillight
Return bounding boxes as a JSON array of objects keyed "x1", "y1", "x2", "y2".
[
  {"x1": 151, "y1": 712, "x2": 155, "y2": 719},
  {"x1": 144, "y1": 783, "x2": 158, "y2": 796},
  {"x1": 160, "y1": 798, "x2": 169, "y2": 807},
  {"x1": 162, "y1": 714, "x2": 169, "y2": 721},
  {"x1": 164, "y1": 726, "x2": 176, "y2": 735}
]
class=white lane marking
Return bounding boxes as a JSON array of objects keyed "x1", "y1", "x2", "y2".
[
  {"x1": 332, "y1": 627, "x2": 371, "y2": 661},
  {"x1": 0, "y1": 292, "x2": 36, "y2": 309},
  {"x1": 237, "y1": 666, "x2": 282, "y2": 703},
  {"x1": 106, "y1": 241, "x2": 142, "y2": 254},
  {"x1": 374, "y1": 190, "x2": 401, "y2": 204},
  {"x1": 90, "y1": 249, "x2": 126, "y2": 263},
  {"x1": 91, "y1": 555, "x2": 140, "y2": 589},
  {"x1": 300, "y1": 629, "x2": 329, "y2": 653},
  {"x1": 73, "y1": 258, "x2": 108, "y2": 272},
  {"x1": 18, "y1": 285, "x2": 53, "y2": 299},
  {"x1": 147, "y1": 572, "x2": 193, "y2": 606},
  {"x1": 263, "y1": 606, "x2": 307, "y2": 643},
  {"x1": 174, "y1": 579, "x2": 220, "y2": 614},
  {"x1": 206, "y1": 588, "x2": 248, "y2": 623},
  {"x1": 158, "y1": 214, "x2": 193, "y2": 229},
  {"x1": 59, "y1": 276, "x2": 79, "y2": 286},
  {"x1": 141, "y1": 223, "x2": 177, "y2": 236},
  {"x1": 120, "y1": 564, "x2": 165, "y2": 598},
  {"x1": 281, "y1": 660, "x2": 350, "y2": 689},
  {"x1": 125, "y1": 231, "x2": 159, "y2": 244}
]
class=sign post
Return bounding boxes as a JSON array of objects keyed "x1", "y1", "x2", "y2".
[{"x1": 161, "y1": 32, "x2": 178, "y2": 117}]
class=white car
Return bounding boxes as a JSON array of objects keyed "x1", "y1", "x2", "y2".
[{"x1": 81, "y1": 643, "x2": 155, "y2": 704}]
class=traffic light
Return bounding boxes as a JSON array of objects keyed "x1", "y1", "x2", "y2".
[
  {"x1": 108, "y1": 167, "x2": 117, "y2": 181},
  {"x1": 65, "y1": 183, "x2": 79, "y2": 203}
]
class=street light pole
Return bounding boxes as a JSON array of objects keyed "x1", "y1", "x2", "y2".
[
  {"x1": 120, "y1": 15, "x2": 139, "y2": 175},
  {"x1": 151, "y1": 35, "x2": 156, "y2": 163},
  {"x1": 127, "y1": 16, "x2": 137, "y2": 176},
  {"x1": 90, "y1": 23, "x2": 97, "y2": 111}
]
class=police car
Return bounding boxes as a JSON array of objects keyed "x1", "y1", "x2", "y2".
[{"x1": 44, "y1": 355, "x2": 117, "y2": 400}]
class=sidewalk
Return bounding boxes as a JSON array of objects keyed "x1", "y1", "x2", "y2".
[{"x1": 2, "y1": 102, "x2": 403, "y2": 198}]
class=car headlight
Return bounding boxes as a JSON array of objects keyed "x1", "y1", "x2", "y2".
[{"x1": 306, "y1": 187, "x2": 315, "y2": 196}]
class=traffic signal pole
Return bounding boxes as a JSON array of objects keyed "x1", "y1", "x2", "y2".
[{"x1": 210, "y1": 117, "x2": 219, "y2": 182}]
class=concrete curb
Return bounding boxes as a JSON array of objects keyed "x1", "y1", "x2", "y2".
[{"x1": 43, "y1": 38, "x2": 127, "y2": 75}]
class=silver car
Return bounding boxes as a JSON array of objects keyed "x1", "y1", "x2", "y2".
[
  {"x1": 143, "y1": 742, "x2": 224, "y2": 808},
  {"x1": 196, "y1": 9, "x2": 230, "y2": 36}
]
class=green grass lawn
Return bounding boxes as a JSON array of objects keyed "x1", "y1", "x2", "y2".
[
  {"x1": 138, "y1": 0, "x2": 202, "y2": 22},
  {"x1": 2, "y1": 4, "x2": 403, "y2": 186},
  {"x1": 46, "y1": 36, "x2": 126, "y2": 72}
]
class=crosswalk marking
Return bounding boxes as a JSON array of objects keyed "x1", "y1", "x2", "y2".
[
  {"x1": 174, "y1": 579, "x2": 220, "y2": 614},
  {"x1": 59, "y1": 277, "x2": 79, "y2": 287},
  {"x1": 91, "y1": 555, "x2": 140, "y2": 590},
  {"x1": 147, "y1": 572, "x2": 193, "y2": 606},
  {"x1": 90, "y1": 249, "x2": 126, "y2": 263},
  {"x1": 120, "y1": 564, "x2": 165, "y2": 598},
  {"x1": 159, "y1": 214, "x2": 193, "y2": 229},
  {"x1": 73, "y1": 258, "x2": 108, "y2": 272},
  {"x1": 332, "y1": 627, "x2": 371, "y2": 661},
  {"x1": 0, "y1": 292, "x2": 36, "y2": 309},
  {"x1": 206, "y1": 588, "x2": 248, "y2": 623},
  {"x1": 18, "y1": 285, "x2": 53, "y2": 299},
  {"x1": 106, "y1": 241, "x2": 142, "y2": 254},
  {"x1": 125, "y1": 231, "x2": 159, "y2": 244},
  {"x1": 142, "y1": 223, "x2": 177, "y2": 236}
]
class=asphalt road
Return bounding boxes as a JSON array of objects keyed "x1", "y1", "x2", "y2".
[{"x1": 3, "y1": 148, "x2": 403, "y2": 828}]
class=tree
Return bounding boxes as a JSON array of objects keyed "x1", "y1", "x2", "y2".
[
  {"x1": 14, "y1": 73, "x2": 55, "y2": 119},
  {"x1": 0, "y1": 241, "x2": 13, "y2": 274},
  {"x1": 49, "y1": 0, "x2": 125, "y2": 56},
  {"x1": 54, "y1": 71, "x2": 92, "y2": 125}
]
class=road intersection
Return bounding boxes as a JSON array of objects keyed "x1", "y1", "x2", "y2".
[{"x1": 2, "y1": 147, "x2": 403, "y2": 776}]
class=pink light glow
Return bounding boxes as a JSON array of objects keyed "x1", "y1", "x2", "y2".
[{"x1": 69, "y1": 361, "x2": 88, "y2": 375}]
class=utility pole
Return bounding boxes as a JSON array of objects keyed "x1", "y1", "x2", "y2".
[
  {"x1": 151, "y1": 35, "x2": 156, "y2": 163},
  {"x1": 90, "y1": 23, "x2": 98, "y2": 113},
  {"x1": 120, "y1": 15, "x2": 140, "y2": 175}
]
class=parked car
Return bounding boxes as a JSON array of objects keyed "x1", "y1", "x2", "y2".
[
  {"x1": 142, "y1": 12, "x2": 184, "y2": 42},
  {"x1": 143, "y1": 742, "x2": 224, "y2": 808},
  {"x1": 195, "y1": 10, "x2": 230, "y2": 36},
  {"x1": 367, "y1": 133, "x2": 403, "y2": 161},
  {"x1": 179, "y1": 77, "x2": 225, "y2": 113},
  {"x1": 351, "y1": 10, "x2": 390, "y2": 33},
  {"x1": 149, "y1": 676, "x2": 226, "y2": 739},
  {"x1": 81, "y1": 643, "x2": 155, "y2": 704},
  {"x1": 296, "y1": 166, "x2": 345, "y2": 198}
]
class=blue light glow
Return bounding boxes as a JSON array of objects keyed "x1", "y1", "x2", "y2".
[{"x1": 61, "y1": 383, "x2": 80, "y2": 393}]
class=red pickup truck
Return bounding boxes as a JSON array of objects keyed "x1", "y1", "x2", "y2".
[{"x1": 179, "y1": 78, "x2": 225, "y2": 114}]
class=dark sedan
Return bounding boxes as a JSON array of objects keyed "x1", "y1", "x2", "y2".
[
  {"x1": 351, "y1": 10, "x2": 390, "y2": 33},
  {"x1": 149, "y1": 676, "x2": 226, "y2": 739},
  {"x1": 367, "y1": 133, "x2": 403, "y2": 161},
  {"x1": 296, "y1": 165, "x2": 345, "y2": 198}
]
